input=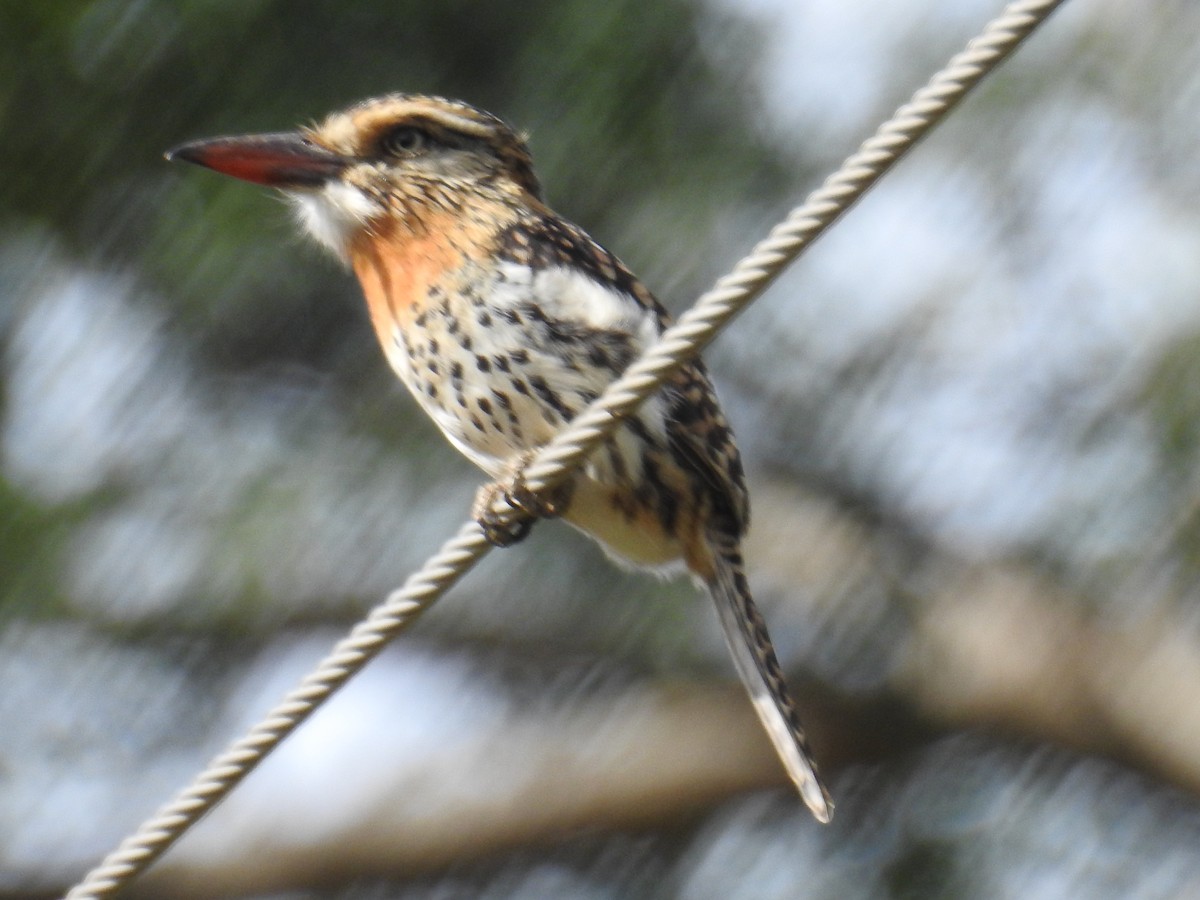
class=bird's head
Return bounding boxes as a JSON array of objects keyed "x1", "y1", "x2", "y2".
[{"x1": 167, "y1": 94, "x2": 541, "y2": 260}]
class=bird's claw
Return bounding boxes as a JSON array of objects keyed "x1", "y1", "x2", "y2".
[
  {"x1": 472, "y1": 480, "x2": 534, "y2": 547},
  {"x1": 472, "y1": 453, "x2": 573, "y2": 547}
]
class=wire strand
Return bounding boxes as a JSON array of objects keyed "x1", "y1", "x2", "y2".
[{"x1": 63, "y1": 1, "x2": 1065, "y2": 895}]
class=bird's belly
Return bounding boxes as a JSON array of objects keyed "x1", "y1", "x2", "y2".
[
  {"x1": 383, "y1": 302, "x2": 637, "y2": 472},
  {"x1": 389, "y1": 330, "x2": 686, "y2": 571},
  {"x1": 563, "y1": 477, "x2": 688, "y2": 572},
  {"x1": 379, "y1": 285, "x2": 702, "y2": 578}
]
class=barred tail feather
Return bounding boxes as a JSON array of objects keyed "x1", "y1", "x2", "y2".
[{"x1": 707, "y1": 544, "x2": 833, "y2": 823}]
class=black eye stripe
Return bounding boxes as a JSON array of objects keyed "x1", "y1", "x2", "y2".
[{"x1": 373, "y1": 121, "x2": 500, "y2": 160}]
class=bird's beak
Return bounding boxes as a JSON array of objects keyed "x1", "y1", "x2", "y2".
[{"x1": 165, "y1": 132, "x2": 348, "y2": 188}]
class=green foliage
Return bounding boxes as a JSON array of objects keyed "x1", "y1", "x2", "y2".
[
  {"x1": 1, "y1": 0, "x2": 782, "y2": 378},
  {"x1": 1143, "y1": 333, "x2": 1200, "y2": 471},
  {"x1": 0, "y1": 474, "x2": 82, "y2": 619}
]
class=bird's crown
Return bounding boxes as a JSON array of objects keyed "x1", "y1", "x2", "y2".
[{"x1": 310, "y1": 93, "x2": 542, "y2": 200}]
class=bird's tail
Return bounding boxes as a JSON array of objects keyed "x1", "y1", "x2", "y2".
[{"x1": 706, "y1": 541, "x2": 834, "y2": 822}]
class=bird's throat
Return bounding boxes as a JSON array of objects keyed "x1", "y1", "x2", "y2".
[{"x1": 348, "y1": 198, "x2": 519, "y2": 346}]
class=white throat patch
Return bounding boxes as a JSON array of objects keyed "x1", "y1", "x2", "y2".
[{"x1": 288, "y1": 180, "x2": 381, "y2": 262}]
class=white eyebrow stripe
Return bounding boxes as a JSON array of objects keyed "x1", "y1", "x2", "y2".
[
  {"x1": 418, "y1": 109, "x2": 496, "y2": 138},
  {"x1": 369, "y1": 101, "x2": 497, "y2": 140}
]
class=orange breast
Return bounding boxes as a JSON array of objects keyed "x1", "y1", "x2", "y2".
[
  {"x1": 347, "y1": 201, "x2": 512, "y2": 351},
  {"x1": 348, "y1": 215, "x2": 462, "y2": 348}
]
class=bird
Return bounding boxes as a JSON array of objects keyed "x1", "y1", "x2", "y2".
[{"x1": 167, "y1": 93, "x2": 833, "y2": 822}]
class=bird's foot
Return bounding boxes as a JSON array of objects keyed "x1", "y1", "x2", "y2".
[{"x1": 472, "y1": 452, "x2": 573, "y2": 547}]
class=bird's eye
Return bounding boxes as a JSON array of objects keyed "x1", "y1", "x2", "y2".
[{"x1": 381, "y1": 126, "x2": 430, "y2": 157}]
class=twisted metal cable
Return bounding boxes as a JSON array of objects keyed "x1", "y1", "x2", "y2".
[
  {"x1": 64, "y1": 521, "x2": 494, "y2": 900},
  {"x1": 517, "y1": 0, "x2": 1065, "y2": 499},
  {"x1": 64, "y1": 1, "x2": 1064, "y2": 896}
]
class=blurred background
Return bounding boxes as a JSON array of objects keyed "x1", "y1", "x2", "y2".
[{"x1": 4, "y1": 0, "x2": 1200, "y2": 897}]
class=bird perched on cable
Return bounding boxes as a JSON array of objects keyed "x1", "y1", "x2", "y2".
[{"x1": 167, "y1": 93, "x2": 833, "y2": 822}]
